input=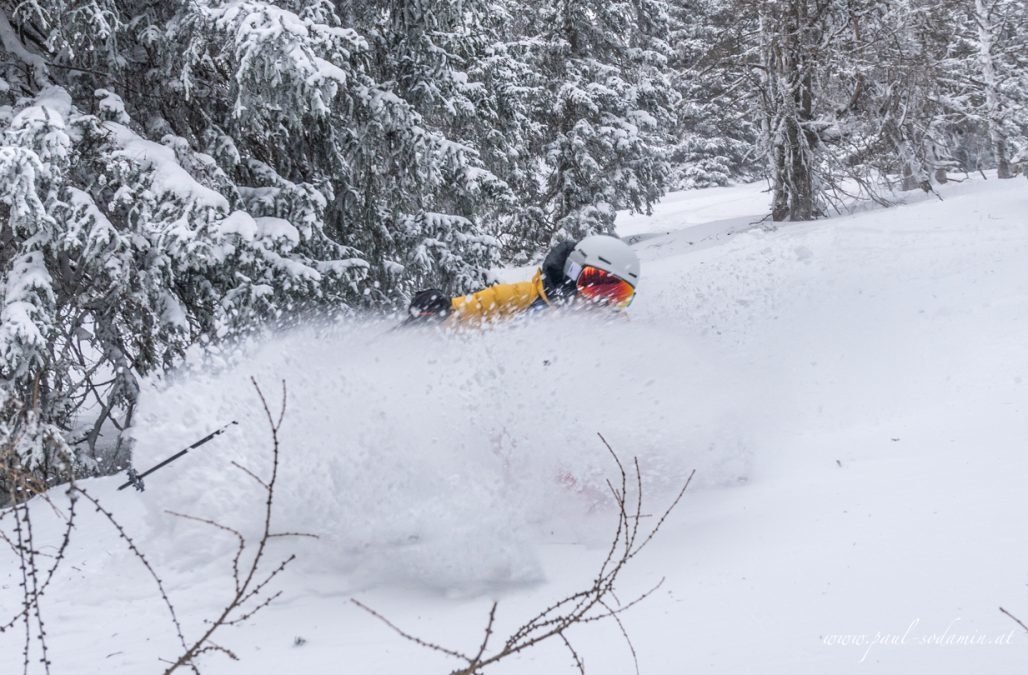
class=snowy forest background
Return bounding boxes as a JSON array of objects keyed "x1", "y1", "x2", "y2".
[{"x1": 0, "y1": 0, "x2": 1026, "y2": 502}]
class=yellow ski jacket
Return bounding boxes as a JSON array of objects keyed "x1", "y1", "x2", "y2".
[{"x1": 450, "y1": 270, "x2": 551, "y2": 323}]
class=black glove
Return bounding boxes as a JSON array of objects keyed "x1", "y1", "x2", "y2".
[{"x1": 408, "y1": 288, "x2": 451, "y2": 322}]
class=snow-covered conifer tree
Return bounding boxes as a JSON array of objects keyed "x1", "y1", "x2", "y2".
[
  {"x1": 0, "y1": 1, "x2": 374, "y2": 492},
  {"x1": 666, "y1": 0, "x2": 760, "y2": 189},
  {"x1": 498, "y1": 0, "x2": 676, "y2": 252}
]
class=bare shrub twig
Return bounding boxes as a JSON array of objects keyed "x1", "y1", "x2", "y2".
[
  {"x1": 1000, "y1": 607, "x2": 1028, "y2": 634},
  {"x1": 161, "y1": 378, "x2": 314, "y2": 674},
  {"x1": 0, "y1": 402, "x2": 79, "y2": 675},
  {"x1": 353, "y1": 432, "x2": 695, "y2": 674},
  {"x1": 2, "y1": 377, "x2": 309, "y2": 675}
]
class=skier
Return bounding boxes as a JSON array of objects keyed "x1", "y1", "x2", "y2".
[{"x1": 407, "y1": 235, "x2": 640, "y2": 324}]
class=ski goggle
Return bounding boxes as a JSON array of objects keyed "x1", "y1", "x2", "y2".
[{"x1": 575, "y1": 265, "x2": 636, "y2": 308}]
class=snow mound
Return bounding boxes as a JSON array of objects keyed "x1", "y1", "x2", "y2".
[{"x1": 129, "y1": 313, "x2": 759, "y2": 592}]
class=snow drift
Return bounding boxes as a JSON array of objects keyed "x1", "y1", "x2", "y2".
[{"x1": 128, "y1": 312, "x2": 758, "y2": 592}]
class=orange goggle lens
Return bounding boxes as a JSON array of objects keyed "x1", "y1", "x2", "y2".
[{"x1": 576, "y1": 266, "x2": 635, "y2": 308}]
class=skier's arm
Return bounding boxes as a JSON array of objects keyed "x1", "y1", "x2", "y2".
[
  {"x1": 406, "y1": 277, "x2": 540, "y2": 325},
  {"x1": 450, "y1": 278, "x2": 540, "y2": 323},
  {"x1": 451, "y1": 285, "x2": 506, "y2": 322}
]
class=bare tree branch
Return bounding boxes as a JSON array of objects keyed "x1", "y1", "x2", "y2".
[
  {"x1": 1000, "y1": 607, "x2": 1028, "y2": 634},
  {"x1": 354, "y1": 434, "x2": 694, "y2": 674}
]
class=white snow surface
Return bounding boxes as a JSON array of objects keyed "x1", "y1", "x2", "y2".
[{"x1": 3, "y1": 176, "x2": 1028, "y2": 673}]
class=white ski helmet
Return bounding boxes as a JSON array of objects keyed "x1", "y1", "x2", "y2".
[{"x1": 563, "y1": 235, "x2": 640, "y2": 287}]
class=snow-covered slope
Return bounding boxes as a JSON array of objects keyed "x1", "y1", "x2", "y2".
[{"x1": 3, "y1": 177, "x2": 1027, "y2": 674}]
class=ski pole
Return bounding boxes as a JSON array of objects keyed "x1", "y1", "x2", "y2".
[{"x1": 117, "y1": 421, "x2": 239, "y2": 491}]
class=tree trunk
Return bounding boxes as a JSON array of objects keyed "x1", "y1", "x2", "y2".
[
  {"x1": 764, "y1": 0, "x2": 818, "y2": 221},
  {"x1": 975, "y1": 0, "x2": 1013, "y2": 179}
]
